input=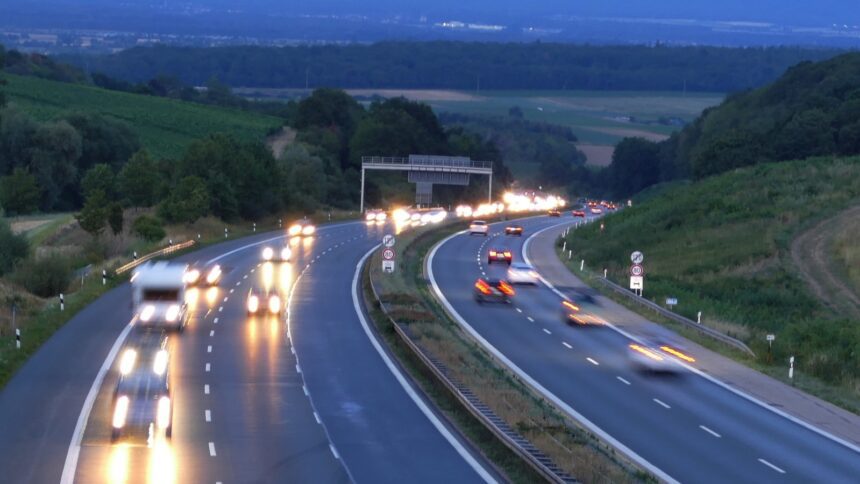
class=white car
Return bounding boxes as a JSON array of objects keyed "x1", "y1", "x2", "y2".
[
  {"x1": 469, "y1": 220, "x2": 489, "y2": 236},
  {"x1": 507, "y1": 262, "x2": 539, "y2": 285}
]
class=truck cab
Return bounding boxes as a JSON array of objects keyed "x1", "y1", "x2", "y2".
[{"x1": 131, "y1": 262, "x2": 188, "y2": 331}]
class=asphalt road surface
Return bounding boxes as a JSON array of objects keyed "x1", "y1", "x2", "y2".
[
  {"x1": 429, "y1": 214, "x2": 860, "y2": 483},
  {"x1": 0, "y1": 221, "x2": 491, "y2": 484}
]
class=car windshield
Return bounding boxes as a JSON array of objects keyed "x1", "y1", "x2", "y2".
[
  {"x1": 511, "y1": 263, "x2": 532, "y2": 270},
  {"x1": 472, "y1": 221, "x2": 486, "y2": 226},
  {"x1": 142, "y1": 289, "x2": 180, "y2": 301}
]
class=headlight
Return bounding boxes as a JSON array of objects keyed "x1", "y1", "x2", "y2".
[
  {"x1": 288, "y1": 225, "x2": 302, "y2": 236},
  {"x1": 206, "y1": 265, "x2": 221, "y2": 284},
  {"x1": 119, "y1": 349, "x2": 137, "y2": 375},
  {"x1": 268, "y1": 295, "x2": 281, "y2": 314},
  {"x1": 375, "y1": 212, "x2": 387, "y2": 221},
  {"x1": 301, "y1": 225, "x2": 315, "y2": 236},
  {"x1": 139, "y1": 305, "x2": 155, "y2": 322},
  {"x1": 113, "y1": 396, "x2": 130, "y2": 428},
  {"x1": 183, "y1": 269, "x2": 200, "y2": 284},
  {"x1": 262, "y1": 247, "x2": 274, "y2": 261},
  {"x1": 280, "y1": 247, "x2": 292, "y2": 261},
  {"x1": 165, "y1": 305, "x2": 180, "y2": 322},
  {"x1": 156, "y1": 396, "x2": 171, "y2": 429},
  {"x1": 153, "y1": 349, "x2": 169, "y2": 376},
  {"x1": 247, "y1": 295, "x2": 259, "y2": 313},
  {"x1": 365, "y1": 213, "x2": 376, "y2": 221}
]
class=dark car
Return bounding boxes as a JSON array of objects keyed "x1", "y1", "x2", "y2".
[
  {"x1": 487, "y1": 248, "x2": 513, "y2": 265},
  {"x1": 504, "y1": 225, "x2": 523, "y2": 236},
  {"x1": 548, "y1": 209, "x2": 561, "y2": 217},
  {"x1": 572, "y1": 210, "x2": 586, "y2": 218},
  {"x1": 474, "y1": 278, "x2": 515, "y2": 304}
]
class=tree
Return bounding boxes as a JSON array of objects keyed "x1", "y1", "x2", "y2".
[
  {"x1": 0, "y1": 167, "x2": 40, "y2": 215},
  {"x1": 281, "y1": 144, "x2": 327, "y2": 212},
  {"x1": 108, "y1": 203, "x2": 124, "y2": 236},
  {"x1": 608, "y1": 137, "x2": 661, "y2": 197},
  {"x1": 64, "y1": 113, "x2": 140, "y2": 172},
  {"x1": 117, "y1": 150, "x2": 158, "y2": 207},
  {"x1": 0, "y1": 218, "x2": 28, "y2": 276},
  {"x1": 28, "y1": 120, "x2": 82, "y2": 211},
  {"x1": 159, "y1": 176, "x2": 210, "y2": 224},
  {"x1": 76, "y1": 189, "x2": 109, "y2": 237},
  {"x1": 132, "y1": 215, "x2": 165, "y2": 241},
  {"x1": 508, "y1": 106, "x2": 524, "y2": 119},
  {"x1": 81, "y1": 163, "x2": 116, "y2": 199}
]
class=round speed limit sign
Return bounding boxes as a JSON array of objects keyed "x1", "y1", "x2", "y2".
[
  {"x1": 382, "y1": 248, "x2": 395, "y2": 260},
  {"x1": 630, "y1": 264, "x2": 644, "y2": 277}
]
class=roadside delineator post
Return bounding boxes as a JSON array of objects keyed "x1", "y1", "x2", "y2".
[
  {"x1": 697, "y1": 311, "x2": 702, "y2": 324},
  {"x1": 102, "y1": 269, "x2": 107, "y2": 286},
  {"x1": 133, "y1": 251, "x2": 138, "y2": 260},
  {"x1": 224, "y1": 227, "x2": 228, "y2": 239},
  {"x1": 562, "y1": 241, "x2": 567, "y2": 252},
  {"x1": 580, "y1": 259, "x2": 584, "y2": 271},
  {"x1": 59, "y1": 293, "x2": 65, "y2": 311},
  {"x1": 604, "y1": 268, "x2": 607, "y2": 278},
  {"x1": 253, "y1": 222, "x2": 256, "y2": 233},
  {"x1": 789, "y1": 355, "x2": 795, "y2": 382},
  {"x1": 15, "y1": 328, "x2": 20, "y2": 350},
  {"x1": 197, "y1": 233, "x2": 201, "y2": 240}
]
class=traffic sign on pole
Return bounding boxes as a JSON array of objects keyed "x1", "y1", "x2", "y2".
[
  {"x1": 630, "y1": 264, "x2": 644, "y2": 277},
  {"x1": 383, "y1": 234, "x2": 396, "y2": 248},
  {"x1": 631, "y1": 251, "x2": 644, "y2": 264},
  {"x1": 382, "y1": 248, "x2": 395, "y2": 260}
]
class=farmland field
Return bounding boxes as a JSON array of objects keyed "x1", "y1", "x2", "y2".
[
  {"x1": 237, "y1": 87, "x2": 722, "y2": 166},
  {"x1": 4, "y1": 75, "x2": 282, "y2": 159}
]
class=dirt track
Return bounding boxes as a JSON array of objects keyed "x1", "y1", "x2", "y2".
[{"x1": 790, "y1": 205, "x2": 860, "y2": 320}]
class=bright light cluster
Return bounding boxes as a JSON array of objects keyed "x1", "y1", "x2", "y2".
[{"x1": 456, "y1": 191, "x2": 566, "y2": 219}]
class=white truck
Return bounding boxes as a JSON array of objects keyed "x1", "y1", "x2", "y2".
[{"x1": 131, "y1": 262, "x2": 188, "y2": 331}]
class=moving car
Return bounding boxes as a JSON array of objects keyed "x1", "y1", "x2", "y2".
[
  {"x1": 132, "y1": 262, "x2": 188, "y2": 332},
  {"x1": 548, "y1": 209, "x2": 561, "y2": 217},
  {"x1": 507, "y1": 262, "x2": 538, "y2": 285},
  {"x1": 246, "y1": 288, "x2": 283, "y2": 315},
  {"x1": 560, "y1": 300, "x2": 588, "y2": 325},
  {"x1": 469, "y1": 220, "x2": 489, "y2": 236},
  {"x1": 572, "y1": 210, "x2": 586, "y2": 218},
  {"x1": 111, "y1": 331, "x2": 172, "y2": 441},
  {"x1": 365, "y1": 209, "x2": 387, "y2": 222},
  {"x1": 183, "y1": 263, "x2": 222, "y2": 286},
  {"x1": 474, "y1": 278, "x2": 514, "y2": 304},
  {"x1": 111, "y1": 371, "x2": 172, "y2": 441},
  {"x1": 628, "y1": 337, "x2": 694, "y2": 374},
  {"x1": 288, "y1": 218, "x2": 316, "y2": 237},
  {"x1": 590, "y1": 207, "x2": 603, "y2": 214},
  {"x1": 487, "y1": 248, "x2": 512, "y2": 265},
  {"x1": 262, "y1": 244, "x2": 292, "y2": 262},
  {"x1": 504, "y1": 224, "x2": 523, "y2": 236}
]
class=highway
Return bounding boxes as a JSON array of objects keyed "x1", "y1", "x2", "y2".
[
  {"x1": 428, "y1": 214, "x2": 860, "y2": 483},
  {"x1": 0, "y1": 221, "x2": 492, "y2": 483}
]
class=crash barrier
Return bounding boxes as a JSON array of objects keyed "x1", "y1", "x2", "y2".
[
  {"x1": 115, "y1": 240, "x2": 196, "y2": 275},
  {"x1": 367, "y1": 272, "x2": 576, "y2": 484}
]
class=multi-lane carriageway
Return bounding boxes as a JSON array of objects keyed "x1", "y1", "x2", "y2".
[
  {"x1": 429, "y1": 215, "x2": 860, "y2": 483},
  {"x1": 0, "y1": 221, "x2": 493, "y2": 484},
  {"x1": 1, "y1": 214, "x2": 859, "y2": 483}
]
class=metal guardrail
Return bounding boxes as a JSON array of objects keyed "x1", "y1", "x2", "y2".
[
  {"x1": 367, "y1": 269, "x2": 575, "y2": 484},
  {"x1": 114, "y1": 240, "x2": 196, "y2": 275},
  {"x1": 593, "y1": 275, "x2": 756, "y2": 357}
]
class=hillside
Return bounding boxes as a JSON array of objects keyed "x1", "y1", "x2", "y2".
[
  {"x1": 2, "y1": 74, "x2": 281, "y2": 159},
  {"x1": 564, "y1": 156, "x2": 860, "y2": 402}
]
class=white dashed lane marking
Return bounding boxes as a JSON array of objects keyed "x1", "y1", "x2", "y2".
[
  {"x1": 527, "y1": 316, "x2": 535, "y2": 322},
  {"x1": 515, "y1": 308, "x2": 522, "y2": 313},
  {"x1": 204, "y1": 384, "x2": 210, "y2": 395},
  {"x1": 699, "y1": 425, "x2": 721, "y2": 438},
  {"x1": 207, "y1": 345, "x2": 212, "y2": 353},
  {"x1": 205, "y1": 410, "x2": 211, "y2": 422},
  {"x1": 758, "y1": 458, "x2": 786, "y2": 474},
  {"x1": 562, "y1": 342, "x2": 572, "y2": 349},
  {"x1": 208, "y1": 442, "x2": 216, "y2": 457},
  {"x1": 205, "y1": 363, "x2": 211, "y2": 372},
  {"x1": 653, "y1": 398, "x2": 671, "y2": 409},
  {"x1": 586, "y1": 357, "x2": 599, "y2": 366},
  {"x1": 542, "y1": 328, "x2": 551, "y2": 335},
  {"x1": 616, "y1": 376, "x2": 631, "y2": 385}
]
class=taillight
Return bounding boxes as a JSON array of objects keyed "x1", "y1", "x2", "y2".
[
  {"x1": 489, "y1": 250, "x2": 497, "y2": 257},
  {"x1": 498, "y1": 281, "x2": 515, "y2": 296},
  {"x1": 475, "y1": 280, "x2": 492, "y2": 295},
  {"x1": 562, "y1": 300, "x2": 580, "y2": 312},
  {"x1": 503, "y1": 251, "x2": 511, "y2": 258}
]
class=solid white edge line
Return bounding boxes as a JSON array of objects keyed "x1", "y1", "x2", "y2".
[
  {"x1": 699, "y1": 425, "x2": 721, "y2": 438},
  {"x1": 757, "y1": 458, "x2": 786, "y2": 474},
  {"x1": 352, "y1": 245, "x2": 496, "y2": 484},
  {"x1": 522, "y1": 223, "x2": 860, "y2": 456},
  {"x1": 427, "y1": 227, "x2": 678, "y2": 484},
  {"x1": 60, "y1": 319, "x2": 135, "y2": 484}
]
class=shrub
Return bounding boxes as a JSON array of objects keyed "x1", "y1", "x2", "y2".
[
  {"x1": 0, "y1": 219, "x2": 29, "y2": 275},
  {"x1": 132, "y1": 215, "x2": 165, "y2": 242},
  {"x1": 13, "y1": 254, "x2": 72, "y2": 297}
]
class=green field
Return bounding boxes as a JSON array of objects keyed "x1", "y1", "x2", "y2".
[
  {"x1": 562, "y1": 156, "x2": 860, "y2": 408},
  {"x1": 4, "y1": 74, "x2": 282, "y2": 159}
]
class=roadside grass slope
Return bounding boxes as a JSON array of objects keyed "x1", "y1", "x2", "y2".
[
  {"x1": 3, "y1": 74, "x2": 281, "y2": 159},
  {"x1": 564, "y1": 156, "x2": 860, "y2": 404}
]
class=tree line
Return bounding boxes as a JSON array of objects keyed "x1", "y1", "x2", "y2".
[
  {"x1": 599, "y1": 52, "x2": 860, "y2": 198},
  {"x1": 60, "y1": 42, "x2": 843, "y2": 93}
]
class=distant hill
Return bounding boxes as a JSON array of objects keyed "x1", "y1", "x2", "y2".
[{"x1": 2, "y1": 73, "x2": 280, "y2": 159}]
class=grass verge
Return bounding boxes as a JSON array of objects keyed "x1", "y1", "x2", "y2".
[{"x1": 364, "y1": 220, "x2": 646, "y2": 483}]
